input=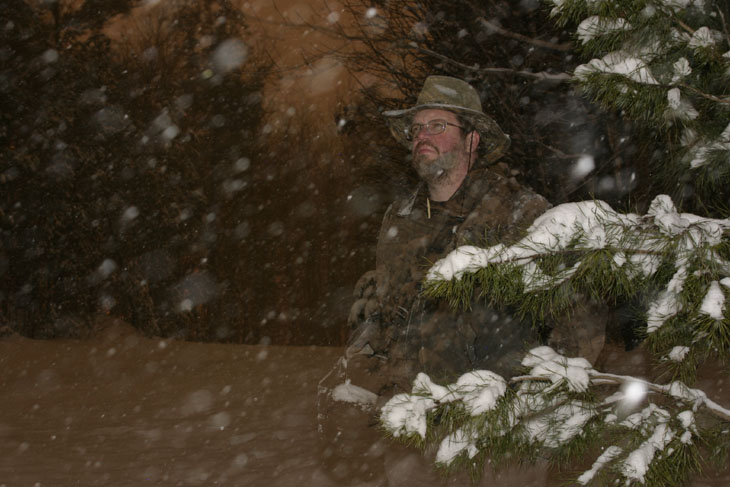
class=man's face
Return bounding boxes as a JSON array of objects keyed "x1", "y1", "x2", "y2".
[{"x1": 410, "y1": 109, "x2": 473, "y2": 185}]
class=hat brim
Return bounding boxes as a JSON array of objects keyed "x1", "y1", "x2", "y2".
[{"x1": 383, "y1": 103, "x2": 510, "y2": 163}]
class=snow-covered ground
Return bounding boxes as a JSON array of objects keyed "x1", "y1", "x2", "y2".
[
  {"x1": 1, "y1": 320, "x2": 728, "y2": 486},
  {"x1": 0, "y1": 321, "x2": 342, "y2": 486}
]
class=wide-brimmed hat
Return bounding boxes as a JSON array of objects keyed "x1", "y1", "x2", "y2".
[{"x1": 383, "y1": 75, "x2": 510, "y2": 163}]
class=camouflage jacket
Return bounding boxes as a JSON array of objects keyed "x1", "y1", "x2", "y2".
[{"x1": 347, "y1": 162, "x2": 556, "y2": 391}]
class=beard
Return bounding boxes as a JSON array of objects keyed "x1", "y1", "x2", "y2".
[{"x1": 412, "y1": 145, "x2": 462, "y2": 184}]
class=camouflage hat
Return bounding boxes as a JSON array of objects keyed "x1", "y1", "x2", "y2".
[{"x1": 383, "y1": 76, "x2": 510, "y2": 162}]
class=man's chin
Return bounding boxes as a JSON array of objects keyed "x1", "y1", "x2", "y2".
[
  {"x1": 414, "y1": 163, "x2": 446, "y2": 183},
  {"x1": 413, "y1": 153, "x2": 462, "y2": 184},
  {"x1": 412, "y1": 153, "x2": 439, "y2": 170}
]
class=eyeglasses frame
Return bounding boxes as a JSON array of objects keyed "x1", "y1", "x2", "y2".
[{"x1": 404, "y1": 119, "x2": 464, "y2": 141}]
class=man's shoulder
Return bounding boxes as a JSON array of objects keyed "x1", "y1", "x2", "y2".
[
  {"x1": 457, "y1": 163, "x2": 551, "y2": 243},
  {"x1": 467, "y1": 163, "x2": 548, "y2": 207}
]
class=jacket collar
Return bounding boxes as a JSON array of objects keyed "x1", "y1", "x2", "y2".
[{"x1": 396, "y1": 166, "x2": 491, "y2": 218}]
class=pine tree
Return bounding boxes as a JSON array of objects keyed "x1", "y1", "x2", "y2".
[
  {"x1": 551, "y1": 0, "x2": 730, "y2": 215},
  {"x1": 379, "y1": 1, "x2": 730, "y2": 485}
]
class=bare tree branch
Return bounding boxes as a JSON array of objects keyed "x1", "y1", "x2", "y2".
[
  {"x1": 405, "y1": 43, "x2": 572, "y2": 82},
  {"x1": 478, "y1": 17, "x2": 573, "y2": 52}
]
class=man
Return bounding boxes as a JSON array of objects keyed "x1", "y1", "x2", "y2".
[
  {"x1": 347, "y1": 75, "x2": 607, "y2": 392},
  {"x1": 318, "y1": 76, "x2": 605, "y2": 484}
]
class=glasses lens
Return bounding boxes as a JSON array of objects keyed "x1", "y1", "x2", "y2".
[{"x1": 426, "y1": 120, "x2": 446, "y2": 135}]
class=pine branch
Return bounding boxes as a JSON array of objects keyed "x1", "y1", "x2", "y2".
[
  {"x1": 679, "y1": 82, "x2": 730, "y2": 106},
  {"x1": 589, "y1": 372, "x2": 730, "y2": 422},
  {"x1": 380, "y1": 347, "x2": 730, "y2": 485},
  {"x1": 546, "y1": 0, "x2": 730, "y2": 211},
  {"x1": 423, "y1": 195, "x2": 730, "y2": 370}
]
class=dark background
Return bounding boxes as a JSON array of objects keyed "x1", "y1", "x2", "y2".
[{"x1": 0, "y1": 0, "x2": 655, "y2": 346}]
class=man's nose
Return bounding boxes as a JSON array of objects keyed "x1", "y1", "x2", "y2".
[{"x1": 415, "y1": 128, "x2": 430, "y2": 140}]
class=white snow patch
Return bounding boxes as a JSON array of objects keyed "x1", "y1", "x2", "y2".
[
  {"x1": 412, "y1": 373, "x2": 453, "y2": 402},
  {"x1": 522, "y1": 346, "x2": 593, "y2": 392},
  {"x1": 522, "y1": 400, "x2": 594, "y2": 447},
  {"x1": 427, "y1": 200, "x2": 635, "y2": 282},
  {"x1": 699, "y1": 280, "x2": 725, "y2": 319},
  {"x1": 646, "y1": 266, "x2": 686, "y2": 333},
  {"x1": 575, "y1": 51, "x2": 659, "y2": 85},
  {"x1": 660, "y1": 0, "x2": 705, "y2": 10},
  {"x1": 677, "y1": 410, "x2": 696, "y2": 444},
  {"x1": 577, "y1": 445, "x2": 622, "y2": 485},
  {"x1": 665, "y1": 87, "x2": 698, "y2": 121},
  {"x1": 620, "y1": 404, "x2": 670, "y2": 430},
  {"x1": 332, "y1": 380, "x2": 377, "y2": 406},
  {"x1": 668, "y1": 346, "x2": 690, "y2": 362},
  {"x1": 613, "y1": 251, "x2": 627, "y2": 268},
  {"x1": 671, "y1": 57, "x2": 692, "y2": 82},
  {"x1": 649, "y1": 195, "x2": 688, "y2": 235},
  {"x1": 380, "y1": 393, "x2": 435, "y2": 439},
  {"x1": 454, "y1": 370, "x2": 507, "y2": 416},
  {"x1": 678, "y1": 409, "x2": 695, "y2": 430},
  {"x1": 621, "y1": 423, "x2": 675, "y2": 483},
  {"x1": 577, "y1": 16, "x2": 630, "y2": 44},
  {"x1": 689, "y1": 26, "x2": 722, "y2": 49},
  {"x1": 436, "y1": 428, "x2": 479, "y2": 465}
]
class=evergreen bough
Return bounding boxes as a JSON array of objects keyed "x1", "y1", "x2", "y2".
[
  {"x1": 381, "y1": 346, "x2": 730, "y2": 485},
  {"x1": 550, "y1": 0, "x2": 730, "y2": 214}
]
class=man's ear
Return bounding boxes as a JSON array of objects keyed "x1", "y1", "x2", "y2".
[{"x1": 467, "y1": 131, "x2": 480, "y2": 153}]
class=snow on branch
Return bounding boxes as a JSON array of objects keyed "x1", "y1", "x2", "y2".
[
  {"x1": 575, "y1": 52, "x2": 659, "y2": 85},
  {"x1": 380, "y1": 346, "x2": 730, "y2": 485},
  {"x1": 426, "y1": 195, "x2": 730, "y2": 344},
  {"x1": 427, "y1": 195, "x2": 729, "y2": 284},
  {"x1": 424, "y1": 195, "x2": 730, "y2": 372}
]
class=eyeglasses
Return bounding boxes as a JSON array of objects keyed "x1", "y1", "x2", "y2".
[{"x1": 404, "y1": 119, "x2": 463, "y2": 141}]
